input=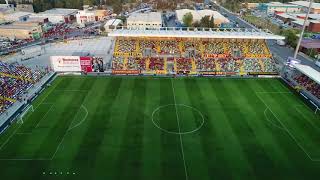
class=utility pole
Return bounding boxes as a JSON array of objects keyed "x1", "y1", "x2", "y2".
[{"x1": 294, "y1": 0, "x2": 313, "y2": 59}]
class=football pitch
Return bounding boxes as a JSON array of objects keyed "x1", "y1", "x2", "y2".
[{"x1": 0, "y1": 76, "x2": 320, "y2": 180}]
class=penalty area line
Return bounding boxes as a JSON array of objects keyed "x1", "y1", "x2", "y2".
[{"x1": 256, "y1": 93, "x2": 320, "y2": 162}]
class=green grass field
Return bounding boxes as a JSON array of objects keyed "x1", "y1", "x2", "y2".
[{"x1": 0, "y1": 76, "x2": 320, "y2": 180}]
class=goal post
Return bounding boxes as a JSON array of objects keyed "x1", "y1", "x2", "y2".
[
  {"x1": 309, "y1": 101, "x2": 320, "y2": 115},
  {"x1": 17, "y1": 105, "x2": 34, "y2": 124}
]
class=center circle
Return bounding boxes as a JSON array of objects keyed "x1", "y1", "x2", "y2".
[{"x1": 151, "y1": 104, "x2": 205, "y2": 135}]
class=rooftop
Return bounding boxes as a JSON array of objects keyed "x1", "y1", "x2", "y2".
[
  {"x1": 39, "y1": 8, "x2": 78, "y2": 16},
  {"x1": 293, "y1": 63, "x2": 320, "y2": 84},
  {"x1": 290, "y1": 1, "x2": 320, "y2": 9},
  {"x1": 176, "y1": 9, "x2": 229, "y2": 23},
  {"x1": 127, "y1": 12, "x2": 162, "y2": 23},
  {"x1": 300, "y1": 39, "x2": 320, "y2": 49},
  {"x1": 105, "y1": 19, "x2": 122, "y2": 26},
  {"x1": 263, "y1": 2, "x2": 302, "y2": 7},
  {"x1": 109, "y1": 27, "x2": 285, "y2": 40},
  {"x1": 0, "y1": 24, "x2": 36, "y2": 30},
  {"x1": 4, "y1": 11, "x2": 33, "y2": 18}
]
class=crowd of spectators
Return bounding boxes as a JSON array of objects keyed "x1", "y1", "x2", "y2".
[
  {"x1": 112, "y1": 56, "x2": 125, "y2": 70},
  {"x1": 243, "y1": 59, "x2": 262, "y2": 72},
  {"x1": 248, "y1": 42, "x2": 267, "y2": 55},
  {"x1": 219, "y1": 58, "x2": 241, "y2": 73},
  {"x1": 196, "y1": 57, "x2": 216, "y2": 71},
  {"x1": 127, "y1": 57, "x2": 146, "y2": 70},
  {"x1": 112, "y1": 38, "x2": 276, "y2": 74},
  {"x1": 294, "y1": 74, "x2": 320, "y2": 99},
  {"x1": 176, "y1": 58, "x2": 192, "y2": 71},
  {"x1": 116, "y1": 39, "x2": 136, "y2": 53},
  {"x1": 139, "y1": 40, "x2": 157, "y2": 54},
  {"x1": 0, "y1": 62, "x2": 47, "y2": 114},
  {"x1": 159, "y1": 40, "x2": 180, "y2": 55},
  {"x1": 203, "y1": 41, "x2": 225, "y2": 55},
  {"x1": 149, "y1": 57, "x2": 164, "y2": 71}
]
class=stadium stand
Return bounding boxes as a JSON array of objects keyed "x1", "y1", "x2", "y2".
[
  {"x1": 294, "y1": 74, "x2": 320, "y2": 99},
  {"x1": 112, "y1": 37, "x2": 278, "y2": 75},
  {"x1": 0, "y1": 62, "x2": 47, "y2": 114}
]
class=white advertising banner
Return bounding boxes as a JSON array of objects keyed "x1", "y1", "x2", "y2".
[{"x1": 50, "y1": 56, "x2": 81, "y2": 72}]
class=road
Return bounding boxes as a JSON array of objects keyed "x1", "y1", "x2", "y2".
[{"x1": 214, "y1": 2, "x2": 320, "y2": 71}]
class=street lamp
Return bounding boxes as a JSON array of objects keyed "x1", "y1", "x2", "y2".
[{"x1": 294, "y1": 0, "x2": 313, "y2": 59}]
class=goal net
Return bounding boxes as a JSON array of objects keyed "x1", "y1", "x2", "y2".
[{"x1": 17, "y1": 105, "x2": 34, "y2": 124}]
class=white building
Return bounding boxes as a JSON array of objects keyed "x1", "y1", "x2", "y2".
[
  {"x1": 104, "y1": 19, "x2": 123, "y2": 32},
  {"x1": 76, "y1": 6, "x2": 108, "y2": 26},
  {"x1": 258, "y1": 2, "x2": 302, "y2": 14},
  {"x1": 127, "y1": 12, "x2": 162, "y2": 29},
  {"x1": 31, "y1": 8, "x2": 78, "y2": 24},
  {"x1": 290, "y1": 1, "x2": 320, "y2": 14},
  {"x1": 175, "y1": 9, "x2": 230, "y2": 26}
]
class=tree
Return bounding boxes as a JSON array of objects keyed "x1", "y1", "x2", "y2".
[
  {"x1": 183, "y1": 12, "x2": 193, "y2": 27},
  {"x1": 112, "y1": 1, "x2": 122, "y2": 14},
  {"x1": 83, "y1": 0, "x2": 94, "y2": 6},
  {"x1": 100, "y1": 25, "x2": 106, "y2": 32},
  {"x1": 200, "y1": 15, "x2": 210, "y2": 27},
  {"x1": 210, "y1": 16, "x2": 215, "y2": 28},
  {"x1": 280, "y1": 29, "x2": 300, "y2": 48}
]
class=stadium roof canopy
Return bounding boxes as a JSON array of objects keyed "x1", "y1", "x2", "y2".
[
  {"x1": 109, "y1": 27, "x2": 285, "y2": 40},
  {"x1": 293, "y1": 64, "x2": 320, "y2": 84}
]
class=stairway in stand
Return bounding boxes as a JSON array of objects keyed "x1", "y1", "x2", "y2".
[
  {"x1": 191, "y1": 59, "x2": 196, "y2": 73},
  {"x1": 259, "y1": 59, "x2": 265, "y2": 72},
  {"x1": 124, "y1": 57, "x2": 128, "y2": 70},
  {"x1": 146, "y1": 58, "x2": 150, "y2": 71}
]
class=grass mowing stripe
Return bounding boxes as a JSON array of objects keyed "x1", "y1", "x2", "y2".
[
  {"x1": 2, "y1": 77, "x2": 320, "y2": 180},
  {"x1": 142, "y1": 79, "x2": 162, "y2": 179},
  {"x1": 180, "y1": 78, "x2": 216, "y2": 180},
  {"x1": 237, "y1": 80, "x2": 299, "y2": 179},
  {"x1": 69, "y1": 78, "x2": 123, "y2": 178},
  {"x1": 115, "y1": 78, "x2": 146, "y2": 179},
  {"x1": 159, "y1": 79, "x2": 185, "y2": 180},
  {"x1": 222, "y1": 80, "x2": 275, "y2": 179},
  {"x1": 171, "y1": 79, "x2": 188, "y2": 180},
  {"x1": 209, "y1": 79, "x2": 256, "y2": 180}
]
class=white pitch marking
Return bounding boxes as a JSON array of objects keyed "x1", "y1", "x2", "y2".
[
  {"x1": 255, "y1": 91, "x2": 292, "y2": 94},
  {"x1": 171, "y1": 79, "x2": 189, "y2": 180},
  {"x1": 151, "y1": 104, "x2": 204, "y2": 135},
  {"x1": 35, "y1": 104, "x2": 54, "y2": 128},
  {"x1": 256, "y1": 92, "x2": 320, "y2": 162},
  {"x1": 67, "y1": 105, "x2": 89, "y2": 131},
  {"x1": 263, "y1": 108, "x2": 285, "y2": 131},
  {"x1": 0, "y1": 81, "x2": 58, "y2": 152}
]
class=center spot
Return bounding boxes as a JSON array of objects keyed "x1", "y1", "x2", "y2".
[{"x1": 152, "y1": 104, "x2": 204, "y2": 135}]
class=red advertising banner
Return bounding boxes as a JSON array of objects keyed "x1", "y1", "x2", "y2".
[
  {"x1": 112, "y1": 70, "x2": 140, "y2": 74},
  {"x1": 80, "y1": 56, "x2": 93, "y2": 73},
  {"x1": 204, "y1": 54, "x2": 228, "y2": 58},
  {"x1": 200, "y1": 71, "x2": 237, "y2": 76}
]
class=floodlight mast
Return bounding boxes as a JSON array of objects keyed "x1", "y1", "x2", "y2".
[{"x1": 294, "y1": 0, "x2": 313, "y2": 59}]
